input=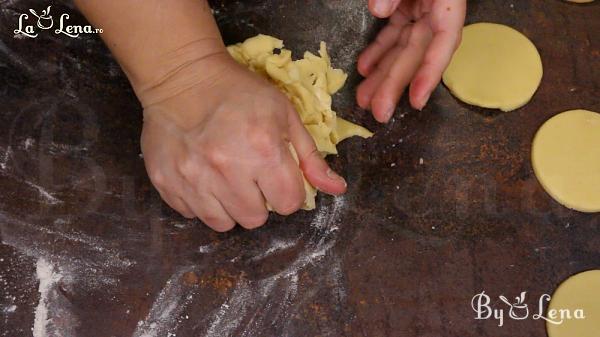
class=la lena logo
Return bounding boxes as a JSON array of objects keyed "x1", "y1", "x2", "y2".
[
  {"x1": 14, "y1": 5, "x2": 103, "y2": 38},
  {"x1": 471, "y1": 291, "x2": 585, "y2": 327}
]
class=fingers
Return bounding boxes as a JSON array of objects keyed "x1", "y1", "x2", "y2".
[
  {"x1": 157, "y1": 180, "x2": 236, "y2": 232},
  {"x1": 356, "y1": 27, "x2": 412, "y2": 119},
  {"x1": 360, "y1": 0, "x2": 466, "y2": 117},
  {"x1": 370, "y1": 20, "x2": 432, "y2": 119},
  {"x1": 356, "y1": 44, "x2": 402, "y2": 112},
  {"x1": 368, "y1": 0, "x2": 402, "y2": 18},
  {"x1": 158, "y1": 190, "x2": 195, "y2": 219},
  {"x1": 287, "y1": 107, "x2": 347, "y2": 196},
  {"x1": 409, "y1": 0, "x2": 466, "y2": 109},
  {"x1": 256, "y1": 147, "x2": 306, "y2": 216},
  {"x1": 183, "y1": 191, "x2": 236, "y2": 232},
  {"x1": 211, "y1": 172, "x2": 269, "y2": 229},
  {"x1": 408, "y1": 29, "x2": 460, "y2": 110},
  {"x1": 357, "y1": 12, "x2": 411, "y2": 77},
  {"x1": 147, "y1": 163, "x2": 195, "y2": 218}
]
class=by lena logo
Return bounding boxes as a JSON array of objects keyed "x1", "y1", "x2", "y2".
[
  {"x1": 14, "y1": 5, "x2": 103, "y2": 39},
  {"x1": 471, "y1": 291, "x2": 585, "y2": 327}
]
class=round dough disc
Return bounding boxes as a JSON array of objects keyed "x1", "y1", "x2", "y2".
[
  {"x1": 532, "y1": 109, "x2": 600, "y2": 213},
  {"x1": 442, "y1": 23, "x2": 543, "y2": 111},
  {"x1": 547, "y1": 270, "x2": 600, "y2": 337},
  {"x1": 566, "y1": 0, "x2": 594, "y2": 3}
]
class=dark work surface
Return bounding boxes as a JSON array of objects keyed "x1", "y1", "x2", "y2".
[{"x1": 0, "y1": 0, "x2": 599, "y2": 336}]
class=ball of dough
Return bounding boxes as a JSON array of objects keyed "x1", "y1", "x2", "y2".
[
  {"x1": 443, "y1": 23, "x2": 543, "y2": 112},
  {"x1": 547, "y1": 270, "x2": 600, "y2": 337},
  {"x1": 532, "y1": 109, "x2": 600, "y2": 213},
  {"x1": 227, "y1": 35, "x2": 373, "y2": 210},
  {"x1": 566, "y1": 0, "x2": 594, "y2": 3}
]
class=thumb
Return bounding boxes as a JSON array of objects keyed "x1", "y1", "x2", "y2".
[
  {"x1": 287, "y1": 108, "x2": 347, "y2": 196},
  {"x1": 368, "y1": 0, "x2": 402, "y2": 18}
]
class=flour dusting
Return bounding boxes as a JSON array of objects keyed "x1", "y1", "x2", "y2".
[
  {"x1": 133, "y1": 267, "x2": 198, "y2": 337},
  {"x1": 24, "y1": 181, "x2": 63, "y2": 205},
  {"x1": 205, "y1": 282, "x2": 252, "y2": 337},
  {"x1": 23, "y1": 138, "x2": 35, "y2": 150},
  {"x1": 46, "y1": 142, "x2": 88, "y2": 155},
  {"x1": 249, "y1": 238, "x2": 299, "y2": 262},
  {"x1": 32, "y1": 258, "x2": 61, "y2": 337},
  {"x1": 311, "y1": 195, "x2": 346, "y2": 233},
  {"x1": 3, "y1": 304, "x2": 17, "y2": 313},
  {"x1": 0, "y1": 146, "x2": 12, "y2": 170},
  {"x1": 203, "y1": 196, "x2": 347, "y2": 336},
  {"x1": 198, "y1": 243, "x2": 217, "y2": 254},
  {"x1": 0, "y1": 213, "x2": 133, "y2": 289}
]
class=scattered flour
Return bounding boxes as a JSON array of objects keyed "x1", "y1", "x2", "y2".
[
  {"x1": 46, "y1": 142, "x2": 88, "y2": 155},
  {"x1": 32, "y1": 258, "x2": 62, "y2": 337},
  {"x1": 0, "y1": 146, "x2": 12, "y2": 170},
  {"x1": 249, "y1": 238, "x2": 299, "y2": 262},
  {"x1": 23, "y1": 138, "x2": 35, "y2": 150},
  {"x1": 198, "y1": 243, "x2": 217, "y2": 254},
  {"x1": 0, "y1": 213, "x2": 134, "y2": 289},
  {"x1": 133, "y1": 267, "x2": 199, "y2": 337},
  {"x1": 203, "y1": 196, "x2": 347, "y2": 337},
  {"x1": 205, "y1": 282, "x2": 252, "y2": 337},
  {"x1": 3, "y1": 304, "x2": 17, "y2": 313},
  {"x1": 24, "y1": 180, "x2": 63, "y2": 205},
  {"x1": 133, "y1": 196, "x2": 347, "y2": 337}
]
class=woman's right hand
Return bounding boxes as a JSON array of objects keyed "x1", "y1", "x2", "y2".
[{"x1": 139, "y1": 54, "x2": 347, "y2": 232}]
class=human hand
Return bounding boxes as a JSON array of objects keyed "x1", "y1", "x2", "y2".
[
  {"x1": 139, "y1": 54, "x2": 347, "y2": 231},
  {"x1": 357, "y1": 0, "x2": 466, "y2": 122}
]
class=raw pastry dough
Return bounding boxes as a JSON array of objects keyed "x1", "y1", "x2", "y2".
[
  {"x1": 443, "y1": 23, "x2": 543, "y2": 111},
  {"x1": 546, "y1": 270, "x2": 600, "y2": 337},
  {"x1": 227, "y1": 35, "x2": 373, "y2": 210},
  {"x1": 532, "y1": 109, "x2": 600, "y2": 213}
]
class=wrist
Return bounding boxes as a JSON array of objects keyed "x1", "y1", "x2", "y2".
[{"x1": 129, "y1": 38, "x2": 231, "y2": 108}]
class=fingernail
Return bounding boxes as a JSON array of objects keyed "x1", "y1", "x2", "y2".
[
  {"x1": 384, "y1": 106, "x2": 395, "y2": 121},
  {"x1": 419, "y1": 92, "x2": 432, "y2": 111},
  {"x1": 373, "y1": 0, "x2": 392, "y2": 17},
  {"x1": 327, "y1": 168, "x2": 346, "y2": 186}
]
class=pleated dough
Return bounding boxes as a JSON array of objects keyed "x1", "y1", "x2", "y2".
[
  {"x1": 532, "y1": 109, "x2": 600, "y2": 213},
  {"x1": 443, "y1": 23, "x2": 543, "y2": 112},
  {"x1": 547, "y1": 270, "x2": 600, "y2": 337},
  {"x1": 227, "y1": 35, "x2": 373, "y2": 210}
]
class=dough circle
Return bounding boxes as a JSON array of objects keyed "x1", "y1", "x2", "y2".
[
  {"x1": 531, "y1": 109, "x2": 600, "y2": 213},
  {"x1": 546, "y1": 270, "x2": 600, "y2": 337},
  {"x1": 443, "y1": 23, "x2": 543, "y2": 111}
]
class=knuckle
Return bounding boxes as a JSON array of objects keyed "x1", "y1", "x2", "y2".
[
  {"x1": 421, "y1": 54, "x2": 436, "y2": 69},
  {"x1": 204, "y1": 146, "x2": 230, "y2": 169},
  {"x1": 374, "y1": 34, "x2": 387, "y2": 47},
  {"x1": 408, "y1": 24, "x2": 432, "y2": 47},
  {"x1": 179, "y1": 158, "x2": 198, "y2": 182},
  {"x1": 276, "y1": 188, "x2": 305, "y2": 216},
  {"x1": 248, "y1": 130, "x2": 280, "y2": 159},
  {"x1": 277, "y1": 200, "x2": 303, "y2": 216},
  {"x1": 148, "y1": 169, "x2": 166, "y2": 189}
]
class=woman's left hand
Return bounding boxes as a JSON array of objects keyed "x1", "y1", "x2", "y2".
[{"x1": 357, "y1": 0, "x2": 466, "y2": 122}]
